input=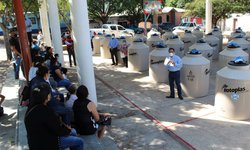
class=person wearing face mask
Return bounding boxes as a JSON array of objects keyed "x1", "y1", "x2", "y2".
[
  {"x1": 109, "y1": 34, "x2": 119, "y2": 65},
  {"x1": 164, "y1": 48, "x2": 183, "y2": 100},
  {"x1": 119, "y1": 40, "x2": 129, "y2": 67}
]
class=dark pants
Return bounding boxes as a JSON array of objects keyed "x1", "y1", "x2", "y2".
[
  {"x1": 67, "y1": 47, "x2": 76, "y2": 67},
  {"x1": 110, "y1": 48, "x2": 118, "y2": 65},
  {"x1": 27, "y1": 32, "x2": 32, "y2": 47},
  {"x1": 122, "y1": 56, "x2": 128, "y2": 67},
  {"x1": 168, "y1": 71, "x2": 182, "y2": 98}
]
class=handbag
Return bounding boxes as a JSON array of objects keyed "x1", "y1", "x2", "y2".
[{"x1": 98, "y1": 115, "x2": 112, "y2": 126}]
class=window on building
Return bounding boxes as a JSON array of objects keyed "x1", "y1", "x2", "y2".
[
  {"x1": 166, "y1": 15, "x2": 170, "y2": 22},
  {"x1": 158, "y1": 16, "x2": 162, "y2": 24}
]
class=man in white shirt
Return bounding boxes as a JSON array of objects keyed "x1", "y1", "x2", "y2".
[{"x1": 164, "y1": 48, "x2": 183, "y2": 100}]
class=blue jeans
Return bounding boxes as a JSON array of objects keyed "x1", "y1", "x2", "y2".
[
  {"x1": 14, "y1": 57, "x2": 22, "y2": 79},
  {"x1": 57, "y1": 79, "x2": 71, "y2": 89},
  {"x1": 60, "y1": 129, "x2": 84, "y2": 150}
]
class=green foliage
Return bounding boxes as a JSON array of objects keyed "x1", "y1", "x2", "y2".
[
  {"x1": 57, "y1": 0, "x2": 71, "y2": 31},
  {"x1": 121, "y1": 0, "x2": 144, "y2": 24},
  {"x1": 166, "y1": 0, "x2": 193, "y2": 8},
  {"x1": 185, "y1": 0, "x2": 250, "y2": 26},
  {"x1": 87, "y1": 0, "x2": 124, "y2": 24}
]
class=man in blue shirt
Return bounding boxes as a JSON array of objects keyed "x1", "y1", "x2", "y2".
[
  {"x1": 109, "y1": 34, "x2": 119, "y2": 65},
  {"x1": 164, "y1": 48, "x2": 183, "y2": 100}
]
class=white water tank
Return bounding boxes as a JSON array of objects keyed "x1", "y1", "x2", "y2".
[
  {"x1": 100, "y1": 34, "x2": 111, "y2": 59},
  {"x1": 162, "y1": 30, "x2": 174, "y2": 41},
  {"x1": 128, "y1": 39, "x2": 149, "y2": 71},
  {"x1": 230, "y1": 27, "x2": 246, "y2": 39},
  {"x1": 189, "y1": 39, "x2": 213, "y2": 61},
  {"x1": 219, "y1": 42, "x2": 249, "y2": 68},
  {"x1": 180, "y1": 30, "x2": 197, "y2": 55},
  {"x1": 204, "y1": 33, "x2": 220, "y2": 60},
  {"x1": 173, "y1": 28, "x2": 185, "y2": 38},
  {"x1": 147, "y1": 28, "x2": 160, "y2": 39},
  {"x1": 230, "y1": 35, "x2": 250, "y2": 54},
  {"x1": 212, "y1": 27, "x2": 223, "y2": 52},
  {"x1": 93, "y1": 33, "x2": 104, "y2": 54},
  {"x1": 181, "y1": 50, "x2": 210, "y2": 98},
  {"x1": 134, "y1": 33, "x2": 147, "y2": 43},
  {"x1": 166, "y1": 35, "x2": 184, "y2": 57},
  {"x1": 192, "y1": 27, "x2": 204, "y2": 40},
  {"x1": 149, "y1": 44, "x2": 169, "y2": 83},
  {"x1": 147, "y1": 34, "x2": 164, "y2": 52},
  {"x1": 215, "y1": 59, "x2": 250, "y2": 120}
]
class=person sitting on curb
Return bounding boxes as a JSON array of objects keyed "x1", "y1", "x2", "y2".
[
  {"x1": 25, "y1": 83, "x2": 84, "y2": 150},
  {"x1": 73, "y1": 85, "x2": 110, "y2": 138},
  {"x1": 0, "y1": 94, "x2": 5, "y2": 106}
]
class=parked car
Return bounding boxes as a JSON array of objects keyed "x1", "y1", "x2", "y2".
[
  {"x1": 173, "y1": 22, "x2": 197, "y2": 31},
  {"x1": 158, "y1": 23, "x2": 175, "y2": 31},
  {"x1": 90, "y1": 24, "x2": 135, "y2": 37}
]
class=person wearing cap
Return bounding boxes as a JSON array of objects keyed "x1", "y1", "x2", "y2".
[
  {"x1": 164, "y1": 48, "x2": 183, "y2": 100},
  {"x1": 109, "y1": 34, "x2": 119, "y2": 65}
]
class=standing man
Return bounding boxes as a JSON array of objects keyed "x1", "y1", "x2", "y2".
[
  {"x1": 65, "y1": 36, "x2": 76, "y2": 67},
  {"x1": 109, "y1": 34, "x2": 119, "y2": 65},
  {"x1": 164, "y1": 48, "x2": 183, "y2": 100},
  {"x1": 9, "y1": 29, "x2": 22, "y2": 79},
  {"x1": 25, "y1": 16, "x2": 33, "y2": 47}
]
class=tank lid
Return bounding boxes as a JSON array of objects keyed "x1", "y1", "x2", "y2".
[
  {"x1": 152, "y1": 33, "x2": 159, "y2": 36},
  {"x1": 227, "y1": 42, "x2": 240, "y2": 48},
  {"x1": 97, "y1": 32, "x2": 103, "y2": 35},
  {"x1": 234, "y1": 34, "x2": 244, "y2": 38},
  {"x1": 170, "y1": 35, "x2": 179, "y2": 39},
  {"x1": 235, "y1": 27, "x2": 243, "y2": 33},
  {"x1": 188, "y1": 49, "x2": 202, "y2": 55},
  {"x1": 133, "y1": 38, "x2": 143, "y2": 42},
  {"x1": 119, "y1": 36, "x2": 126, "y2": 39},
  {"x1": 105, "y1": 34, "x2": 112, "y2": 37},
  {"x1": 195, "y1": 26, "x2": 200, "y2": 30},
  {"x1": 185, "y1": 30, "x2": 192, "y2": 33},
  {"x1": 228, "y1": 56, "x2": 249, "y2": 66},
  {"x1": 154, "y1": 42, "x2": 167, "y2": 48},
  {"x1": 197, "y1": 39, "x2": 206, "y2": 43}
]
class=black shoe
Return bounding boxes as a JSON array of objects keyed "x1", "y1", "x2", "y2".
[
  {"x1": 166, "y1": 96, "x2": 175, "y2": 98},
  {"x1": 179, "y1": 96, "x2": 183, "y2": 100},
  {"x1": 111, "y1": 63, "x2": 115, "y2": 65}
]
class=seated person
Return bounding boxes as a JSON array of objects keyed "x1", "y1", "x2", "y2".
[
  {"x1": 73, "y1": 85, "x2": 109, "y2": 138},
  {"x1": 28, "y1": 56, "x2": 45, "y2": 81},
  {"x1": 30, "y1": 66, "x2": 72, "y2": 125},
  {"x1": 65, "y1": 84, "x2": 77, "y2": 109},
  {"x1": 25, "y1": 83, "x2": 83, "y2": 150},
  {"x1": 50, "y1": 57, "x2": 71, "y2": 89}
]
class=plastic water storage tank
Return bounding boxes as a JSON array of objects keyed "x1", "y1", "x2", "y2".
[
  {"x1": 181, "y1": 49, "x2": 210, "y2": 98},
  {"x1": 100, "y1": 34, "x2": 111, "y2": 59},
  {"x1": 230, "y1": 27, "x2": 246, "y2": 39},
  {"x1": 149, "y1": 43, "x2": 169, "y2": 83},
  {"x1": 219, "y1": 42, "x2": 249, "y2": 68},
  {"x1": 189, "y1": 39, "x2": 213, "y2": 61},
  {"x1": 215, "y1": 57, "x2": 250, "y2": 120},
  {"x1": 180, "y1": 30, "x2": 197, "y2": 55},
  {"x1": 212, "y1": 27, "x2": 223, "y2": 52},
  {"x1": 192, "y1": 27, "x2": 203, "y2": 40},
  {"x1": 230, "y1": 34, "x2": 250, "y2": 54},
  {"x1": 147, "y1": 28, "x2": 160, "y2": 39},
  {"x1": 166, "y1": 35, "x2": 184, "y2": 57},
  {"x1": 93, "y1": 33, "x2": 103, "y2": 54},
  {"x1": 128, "y1": 39, "x2": 149, "y2": 71},
  {"x1": 162, "y1": 29, "x2": 174, "y2": 41},
  {"x1": 147, "y1": 34, "x2": 164, "y2": 52},
  {"x1": 204, "y1": 32, "x2": 220, "y2": 60}
]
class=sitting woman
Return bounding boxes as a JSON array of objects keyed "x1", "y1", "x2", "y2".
[
  {"x1": 24, "y1": 83, "x2": 84, "y2": 150},
  {"x1": 50, "y1": 56, "x2": 71, "y2": 89},
  {"x1": 73, "y1": 85, "x2": 109, "y2": 138}
]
